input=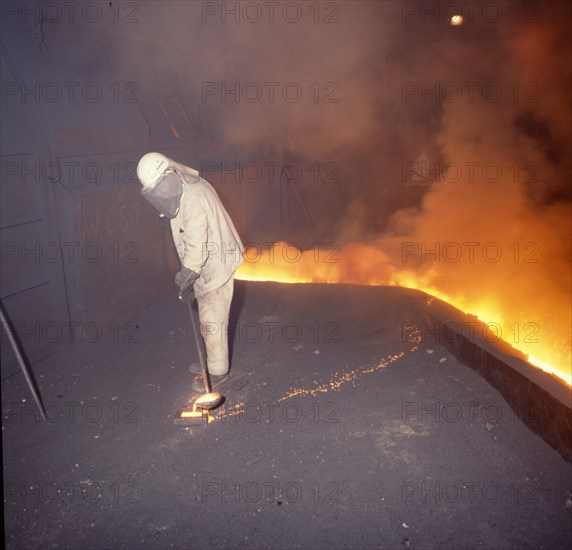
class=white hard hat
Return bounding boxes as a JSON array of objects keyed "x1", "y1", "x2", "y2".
[{"x1": 137, "y1": 152, "x2": 171, "y2": 189}]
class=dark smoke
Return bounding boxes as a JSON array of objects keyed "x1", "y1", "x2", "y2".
[{"x1": 110, "y1": 0, "x2": 571, "y2": 380}]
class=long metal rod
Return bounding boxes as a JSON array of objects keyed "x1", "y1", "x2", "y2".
[
  {"x1": 0, "y1": 302, "x2": 47, "y2": 420},
  {"x1": 283, "y1": 165, "x2": 319, "y2": 241},
  {"x1": 186, "y1": 295, "x2": 211, "y2": 393}
]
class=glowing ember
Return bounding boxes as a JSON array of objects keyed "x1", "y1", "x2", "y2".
[
  {"x1": 210, "y1": 350, "x2": 409, "y2": 424},
  {"x1": 236, "y1": 242, "x2": 571, "y2": 386}
]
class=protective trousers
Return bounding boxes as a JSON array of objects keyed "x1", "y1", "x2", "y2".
[{"x1": 197, "y1": 275, "x2": 234, "y2": 376}]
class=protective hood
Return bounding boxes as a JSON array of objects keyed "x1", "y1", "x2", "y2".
[{"x1": 140, "y1": 169, "x2": 184, "y2": 218}]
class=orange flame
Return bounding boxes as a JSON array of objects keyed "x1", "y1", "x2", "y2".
[{"x1": 236, "y1": 242, "x2": 571, "y2": 387}]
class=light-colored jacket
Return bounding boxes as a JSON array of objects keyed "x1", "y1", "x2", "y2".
[{"x1": 170, "y1": 160, "x2": 244, "y2": 297}]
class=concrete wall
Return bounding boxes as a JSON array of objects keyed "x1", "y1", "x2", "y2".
[{"x1": 0, "y1": 10, "x2": 175, "y2": 375}]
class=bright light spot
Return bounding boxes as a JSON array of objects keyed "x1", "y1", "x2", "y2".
[{"x1": 450, "y1": 15, "x2": 464, "y2": 26}]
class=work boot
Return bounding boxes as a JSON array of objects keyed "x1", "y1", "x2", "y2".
[{"x1": 192, "y1": 373, "x2": 229, "y2": 392}]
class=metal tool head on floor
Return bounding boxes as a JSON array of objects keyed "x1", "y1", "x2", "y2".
[
  {"x1": 174, "y1": 391, "x2": 223, "y2": 426},
  {"x1": 174, "y1": 294, "x2": 225, "y2": 426}
]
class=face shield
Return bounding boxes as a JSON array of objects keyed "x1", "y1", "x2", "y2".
[{"x1": 140, "y1": 169, "x2": 184, "y2": 218}]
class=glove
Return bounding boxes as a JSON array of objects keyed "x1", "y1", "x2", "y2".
[{"x1": 175, "y1": 267, "x2": 200, "y2": 302}]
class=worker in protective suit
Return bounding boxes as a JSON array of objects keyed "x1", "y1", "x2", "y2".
[{"x1": 137, "y1": 152, "x2": 244, "y2": 391}]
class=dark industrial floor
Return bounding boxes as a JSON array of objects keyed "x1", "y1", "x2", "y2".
[{"x1": 2, "y1": 282, "x2": 571, "y2": 550}]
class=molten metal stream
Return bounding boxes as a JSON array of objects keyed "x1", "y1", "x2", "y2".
[{"x1": 236, "y1": 242, "x2": 571, "y2": 387}]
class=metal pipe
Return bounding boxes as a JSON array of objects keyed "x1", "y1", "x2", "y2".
[
  {"x1": 0, "y1": 302, "x2": 47, "y2": 421},
  {"x1": 186, "y1": 295, "x2": 212, "y2": 393}
]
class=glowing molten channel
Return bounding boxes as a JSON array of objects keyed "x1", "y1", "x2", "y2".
[{"x1": 236, "y1": 242, "x2": 571, "y2": 387}]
